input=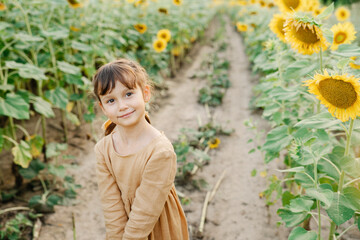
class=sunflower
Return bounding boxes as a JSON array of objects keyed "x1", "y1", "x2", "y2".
[
  {"x1": 269, "y1": 14, "x2": 287, "y2": 42},
  {"x1": 284, "y1": 17, "x2": 329, "y2": 55},
  {"x1": 70, "y1": 26, "x2": 81, "y2": 32},
  {"x1": 259, "y1": 0, "x2": 266, "y2": 7},
  {"x1": 153, "y1": 39, "x2": 167, "y2": 53},
  {"x1": 173, "y1": 0, "x2": 182, "y2": 6},
  {"x1": 268, "y1": 2, "x2": 275, "y2": 8},
  {"x1": 171, "y1": 46, "x2": 183, "y2": 57},
  {"x1": 250, "y1": 0, "x2": 256, "y2": 4},
  {"x1": 304, "y1": 70, "x2": 360, "y2": 122},
  {"x1": 0, "y1": 3, "x2": 6, "y2": 11},
  {"x1": 330, "y1": 22, "x2": 356, "y2": 50},
  {"x1": 335, "y1": 6, "x2": 350, "y2": 21},
  {"x1": 313, "y1": 6, "x2": 327, "y2": 17},
  {"x1": 208, "y1": 138, "x2": 221, "y2": 149},
  {"x1": 67, "y1": 0, "x2": 84, "y2": 8},
  {"x1": 236, "y1": 22, "x2": 248, "y2": 32},
  {"x1": 349, "y1": 57, "x2": 360, "y2": 70},
  {"x1": 157, "y1": 29, "x2": 171, "y2": 42},
  {"x1": 302, "y1": 0, "x2": 320, "y2": 12},
  {"x1": 126, "y1": 0, "x2": 135, "y2": 2},
  {"x1": 158, "y1": 7, "x2": 168, "y2": 14},
  {"x1": 275, "y1": 0, "x2": 305, "y2": 13},
  {"x1": 134, "y1": 23, "x2": 147, "y2": 34}
]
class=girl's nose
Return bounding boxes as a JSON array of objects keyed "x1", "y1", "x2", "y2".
[{"x1": 118, "y1": 101, "x2": 128, "y2": 111}]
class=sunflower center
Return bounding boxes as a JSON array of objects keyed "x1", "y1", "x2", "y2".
[
  {"x1": 334, "y1": 32, "x2": 347, "y2": 44},
  {"x1": 283, "y1": 0, "x2": 300, "y2": 10},
  {"x1": 318, "y1": 78, "x2": 357, "y2": 108},
  {"x1": 157, "y1": 42, "x2": 163, "y2": 48},
  {"x1": 341, "y1": 11, "x2": 345, "y2": 17},
  {"x1": 293, "y1": 24, "x2": 319, "y2": 44},
  {"x1": 161, "y1": 34, "x2": 167, "y2": 39},
  {"x1": 276, "y1": 19, "x2": 285, "y2": 34}
]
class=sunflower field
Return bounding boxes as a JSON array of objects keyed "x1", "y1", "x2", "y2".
[{"x1": 230, "y1": 0, "x2": 360, "y2": 239}]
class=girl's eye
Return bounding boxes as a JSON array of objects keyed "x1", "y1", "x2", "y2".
[
  {"x1": 126, "y1": 92, "x2": 133, "y2": 97},
  {"x1": 107, "y1": 99, "x2": 114, "y2": 104}
]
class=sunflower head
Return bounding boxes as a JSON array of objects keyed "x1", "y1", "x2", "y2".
[
  {"x1": 0, "y1": 3, "x2": 6, "y2": 11},
  {"x1": 284, "y1": 16, "x2": 329, "y2": 55},
  {"x1": 158, "y1": 7, "x2": 168, "y2": 14},
  {"x1": 330, "y1": 22, "x2": 356, "y2": 50},
  {"x1": 208, "y1": 138, "x2": 221, "y2": 149},
  {"x1": 269, "y1": 14, "x2": 287, "y2": 42},
  {"x1": 259, "y1": 0, "x2": 266, "y2": 7},
  {"x1": 349, "y1": 57, "x2": 360, "y2": 70},
  {"x1": 268, "y1": 2, "x2": 275, "y2": 8},
  {"x1": 153, "y1": 39, "x2": 167, "y2": 53},
  {"x1": 173, "y1": 0, "x2": 182, "y2": 6},
  {"x1": 134, "y1": 23, "x2": 147, "y2": 34},
  {"x1": 275, "y1": 0, "x2": 305, "y2": 13},
  {"x1": 67, "y1": 0, "x2": 84, "y2": 8},
  {"x1": 171, "y1": 46, "x2": 183, "y2": 57},
  {"x1": 335, "y1": 6, "x2": 350, "y2": 21},
  {"x1": 70, "y1": 26, "x2": 81, "y2": 32},
  {"x1": 236, "y1": 22, "x2": 248, "y2": 32},
  {"x1": 304, "y1": 70, "x2": 360, "y2": 122},
  {"x1": 157, "y1": 29, "x2": 171, "y2": 42},
  {"x1": 302, "y1": 0, "x2": 320, "y2": 12}
]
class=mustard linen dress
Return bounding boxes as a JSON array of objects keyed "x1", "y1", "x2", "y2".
[{"x1": 94, "y1": 131, "x2": 189, "y2": 240}]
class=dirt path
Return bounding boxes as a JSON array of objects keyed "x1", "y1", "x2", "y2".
[{"x1": 38, "y1": 18, "x2": 289, "y2": 240}]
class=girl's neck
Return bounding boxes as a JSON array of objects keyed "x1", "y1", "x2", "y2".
[{"x1": 114, "y1": 118, "x2": 158, "y2": 147}]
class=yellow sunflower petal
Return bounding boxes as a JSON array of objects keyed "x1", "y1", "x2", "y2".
[
  {"x1": 269, "y1": 14, "x2": 287, "y2": 42},
  {"x1": 134, "y1": 23, "x2": 147, "y2": 34}
]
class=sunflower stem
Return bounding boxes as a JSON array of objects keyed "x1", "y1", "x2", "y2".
[
  {"x1": 328, "y1": 118, "x2": 354, "y2": 240},
  {"x1": 319, "y1": 48, "x2": 323, "y2": 74}
]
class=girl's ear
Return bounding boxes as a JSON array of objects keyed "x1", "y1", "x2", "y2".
[{"x1": 143, "y1": 85, "x2": 151, "y2": 103}]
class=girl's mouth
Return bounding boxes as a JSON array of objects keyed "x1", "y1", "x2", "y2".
[{"x1": 119, "y1": 110, "x2": 135, "y2": 118}]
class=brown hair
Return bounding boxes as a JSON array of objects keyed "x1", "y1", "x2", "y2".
[{"x1": 93, "y1": 58, "x2": 152, "y2": 135}]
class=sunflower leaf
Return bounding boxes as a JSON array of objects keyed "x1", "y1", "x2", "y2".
[{"x1": 317, "y1": 3, "x2": 334, "y2": 20}]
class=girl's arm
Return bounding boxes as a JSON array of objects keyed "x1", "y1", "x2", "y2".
[
  {"x1": 122, "y1": 149, "x2": 177, "y2": 240},
  {"x1": 95, "y1": 144, "x2": 128, "y2": 239}
]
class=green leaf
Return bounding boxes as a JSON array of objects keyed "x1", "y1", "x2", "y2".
[
  {"x1": 71, "y1": 41, "x2": 92, "y2": 52},
  {"x1": 66, "y1": 111, "x2": 80, "y2": 126},
  {"x1": 30, "y1": 96, "x2": 55, "y2": 118},
  {"x1": 19, "y1": 159, "x2": 45, "y2": 179},
  {"x1": 262, "y1": 126, "x2": 292, "y2": 153},
  {"x1": 305, "y1": 188, "x2": 333, "y2": 209},
  {"x1": 0, "y1": 84, "x2": 15, "y2": 91},
  {"x1": 267, "y1": 86, "x2": 299, "y2": 101},
  {"x1": 295, "y1": 172, "x2": 315, "y2": 188},
  {"x1": 6, "y1": 61, "x2": 47, "y2": 81},
  {"x1": 0, "y1": 93, "x2": 30, "y2": 119},
  {"x1": 326, "y1": 192, "x2": 354, "y2": 225},
  {"x1": 42, "y1": 27, "x2": 69, "y2": 40},
  {"x1": 340, "y1": 156, "x2": 360, "y2": 177},
  {"x1": 64, "y1": 74, "x2": 83, "y2": 85},
  {"x1": 12, "y1": 140, "x2": 32, "y2": 168},
  {"x1": 47, "y1": 194, "x2": 61, "y2": 207},
  {"x1": 282, "y1": 191, "x2": 297, "y2": 207},
  {"x1": 48, "y1": 164, "x2": 66, "y2": 178},
  {"x1": 343, "y1": 187, "x2": 360, "y2": 211},
  {"x1": 15, "y1": 32, "x2": 44, "y2": 42},
  {"x1": 288, "y1": 227, "x2": 317, "y2": 240},
  {"x1": 251, "y1": 169, "x2": 257, "y2": 177},
  {"x1": 57, "y1": 61, "x2": 81, "y2": 75},
  {"x1": 278, "y1": 166, "x2": 305, "y2": 173},
  {"x1": 294, "y1": 112, "x2": 340, "y2": 129},
  {"x1": 331, "y1": 44, "x2": 360, "y2": 57},
  {"x1": 277, "y1": 208, "x2": 310, "y2": 227},
  {"x1": 44, "y1": 87, "x2": 68, "y2": 110},
  {"x1": 316, "y1": 2, "x2": 334, "y2": 20},
  {"x1": 289, "y1": 197, "x2": 314, "y2": 213},
  {"x1": 46, "y1": 143, "x2": 68, "y2": 158},
  {"x1": 283, "y1": 60, "x2": 319, "y2": 81},
  {"x1": 0, "y1": 21, "x2": 12, "y2": 31}
]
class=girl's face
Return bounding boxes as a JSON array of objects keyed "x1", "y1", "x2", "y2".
[{"x1": 99, "y1": 80, "x2": 150, "y2": 128}]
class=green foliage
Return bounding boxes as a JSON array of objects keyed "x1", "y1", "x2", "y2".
[{"x1": 0, "y1": 213, "x2": 32, "y2": 240}]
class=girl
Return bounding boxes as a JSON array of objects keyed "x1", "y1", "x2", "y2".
[{"x1": 92, "y1": 59, "x2": 189, "y2": 240}]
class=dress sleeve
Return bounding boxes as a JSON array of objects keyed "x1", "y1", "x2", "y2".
[
  {"x1": 95, "y1": 144, "x2": 128, "y2": 240},
  {"x1": 122, "y1": 150, "x2": 177, "y2": 240}
]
